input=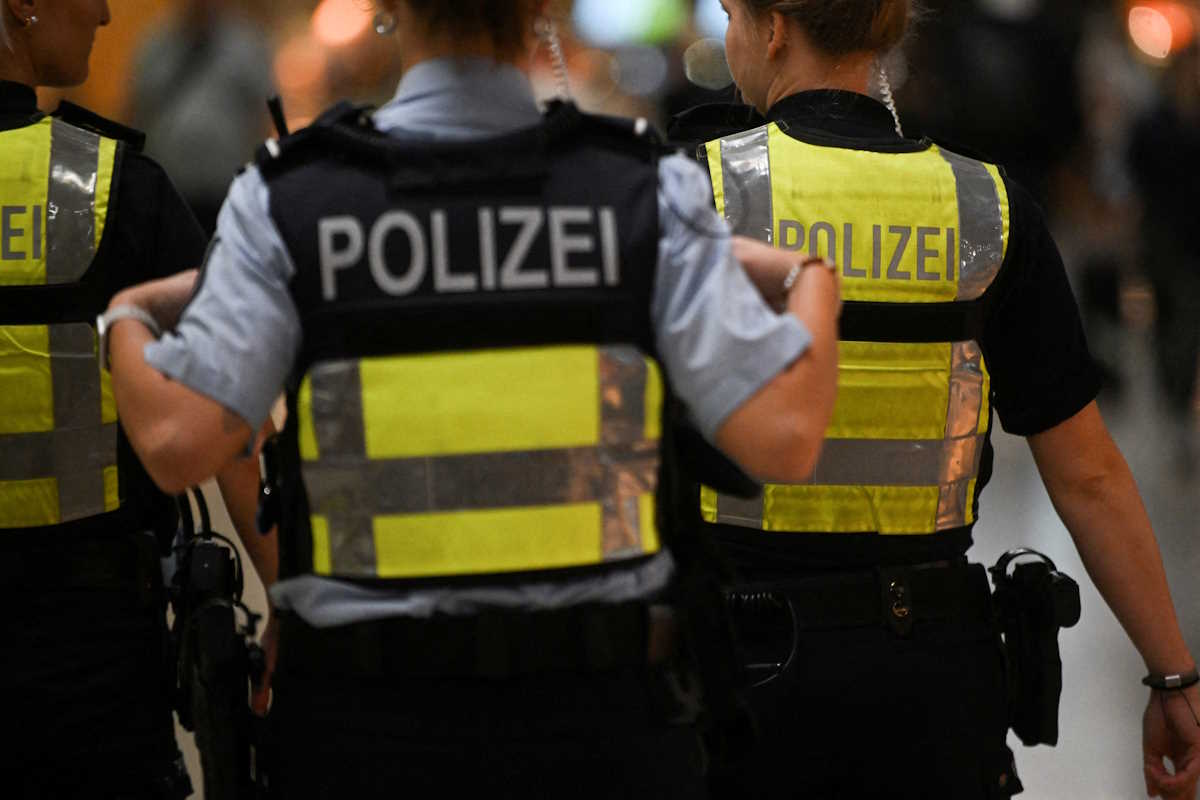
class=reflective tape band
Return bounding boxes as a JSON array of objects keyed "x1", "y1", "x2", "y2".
[
  {"x1": 45, "y1": 119, "x2": 100, "y2": 285},
  {"x1": 49, "y1": 322, "x2": 109, "y2": 520},
  {"x1": 301, "y1": 346, "x2": 662, "y2": 577},
  {"x1": 937, "y1": 147, "x2": 1006, "y2": 301},
  {"x1": 706, "y1": 339, "x2": 989, "y2": 534},
  {"x1": 718, "y1": 126, "x2": 773, "y2": 244},
  {"x1": 0, "y1": 423, "x2": 117, "y2": 481}
]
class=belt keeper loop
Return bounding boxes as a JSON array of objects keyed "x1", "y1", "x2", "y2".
[{"x1": 878, "y1": 567, "x2": 915, "y2": 637}]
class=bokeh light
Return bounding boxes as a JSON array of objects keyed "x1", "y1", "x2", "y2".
[
  {"x1": 1128, "y1": 3, "x2": 1196, "y2": 60},
  {"x1": 312, "y1": 0, "x2": 373, "y2": 48}
]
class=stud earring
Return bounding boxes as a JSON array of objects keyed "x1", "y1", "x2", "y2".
[
  {"x1": 373, "y1": 11, "x2": 396, "y2": 36},
  {"x1": 25, "y1": 15, "x2": 39, "y2": 26}
]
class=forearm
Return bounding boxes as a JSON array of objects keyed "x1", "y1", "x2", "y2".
[
  {"x1": 216, "y1": 456, "x2": 278, "y2": 589},
  {"x1": 785, "y1": 266, "x2": 839, "y2": 438},
  {"x1": 108, "y1": 318, "x2": 253, "y2": 493},
  {"x1": 1032, "y1": 406, "x2": 1193, "y2": 674}
]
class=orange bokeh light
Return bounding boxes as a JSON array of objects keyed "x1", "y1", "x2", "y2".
[
  {"x1": 311, "y1": 0, "x2": 373, "y2": 48},
  {"x1": 1129, "y1": 2, "x2": 1196, "y2": 60}
]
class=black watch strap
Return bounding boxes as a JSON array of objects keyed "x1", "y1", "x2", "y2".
[{"x1": 1142, "y1": 669, "x2": 1200, "y2": 691}]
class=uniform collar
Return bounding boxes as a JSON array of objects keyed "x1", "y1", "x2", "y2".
[
  {"x1": 766, "y1": 90, "x2": 902, "y2": 140},
  {"x1": 0, "y1": 80, "x2": 39, "y2": 128},
  {"x1": 373, "y1": 57, "x2": 542, "y2": 140}
]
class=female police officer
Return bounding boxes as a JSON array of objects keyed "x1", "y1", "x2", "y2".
[
  {"x1": 676, "y1": 1, "x2": 1200, "y2": 798},
  {"x1": 100, "y1": 0, "x2": 840, "y2": 796},
  {"x1": 0, "y1": 0, "x2": 206, "y2": 796}
]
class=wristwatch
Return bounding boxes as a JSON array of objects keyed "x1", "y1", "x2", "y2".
[
  {"x1": 1142, "y1": 669, "x2": 1200, "y2": 691},
  {"x1": 97, "y1": 304, "x2": 162, "y2": 370}
]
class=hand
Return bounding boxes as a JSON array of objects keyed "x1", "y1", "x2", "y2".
[
  {"x1": 1143, "y1": 686, "x2": 1200, "y2": 798},
  {"x1": 109, "y1": 269, "x2": 199, "y2": 331},
  {"x1": 250, "y1": 611, "x2": 279, "y2": 718},
  {"x1": 730, "y1": 236, "x2": 840, "y2": 313}
]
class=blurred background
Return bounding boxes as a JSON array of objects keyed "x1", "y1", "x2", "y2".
[{"x1": 47, "y1": 0, "x2": 1200, "y2": 797}]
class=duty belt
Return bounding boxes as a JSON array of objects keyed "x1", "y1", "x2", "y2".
[
  {"x1": 278, "y1": 601, "x2": 679, "y2": 679},
  {"x1": 728, "y1": 560, "x2": 993, "y2": 638},
  {"x1": 0, "y1": 529, "x2": 162, "y2": 601}
]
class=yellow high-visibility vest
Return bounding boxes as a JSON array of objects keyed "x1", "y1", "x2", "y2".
[
  {"x1": 701, "y1": 122, "x2": 1010, "y2": 535},
  {"x1": 0, "y1": 117, "x2": 120, "y2": 528},
  {"x1": 295, "y1": 345, "x2": 665, "y2": 579}
]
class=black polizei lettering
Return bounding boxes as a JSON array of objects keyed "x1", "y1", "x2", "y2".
[
  {"x1": 946, "y1": 228, "x2": 956, "y2": 282},
  {"x1": 915, "y1": 226, "x2": 940, "y2": 281},
  {"x1": 887, "y1": 225, "x2": 912, "y2": 280},
  {"x1": 499, "y1": 207, "x2": 547, "y2": 290},
  {"x1": 872, "y1": 225, "x2": 882, "y2": 279},
  {"x1": 32, "y1": 204, "x2": 41, "y2": 261},
  {"x1": 1, "y1": 205, "x2": 26, "y2": 261},
  {"x1": 809, "y1": 221, "x2": 836, "y2": 262},
  {"x1": 779, "y1": 219, "x2": 804, "y2": 252},
  {"x1": 843, "y1": 222, "x2": 866, "y2": 279}
]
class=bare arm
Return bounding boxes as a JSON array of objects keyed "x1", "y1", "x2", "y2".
[
  {"x1": 216, "y1": 452, "x2": 278, "y2": 589},
  {"x1": 1029, "y1": 401, "x2": 1192, "y2": 674},
  {"x1": 1030, "y1": 401, "x2": 1200, "y2": 797},
  {"x1": 107, "y1": 272, "x2": 258, "y2": 494},
  {"x1": 714, "y1": 238, "x2": 840, "y2": 482}
]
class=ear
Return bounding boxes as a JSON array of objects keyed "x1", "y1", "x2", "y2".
[{"x1": 765, "y1": 10, "x2": 788, "y2": 61}]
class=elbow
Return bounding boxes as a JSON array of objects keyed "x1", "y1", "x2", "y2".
[
  {"x1": 132, "y1": 420, "x2": 213, "y2": 495},
  {"x1": 733, "y1": 419, "x2": 825, "y2": 484}
]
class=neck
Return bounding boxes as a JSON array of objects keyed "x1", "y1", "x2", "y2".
[
  {"x1": 763, "y1": 49, "x2": 875, "y2": 112},
  {"x1": 395, "y1": 30, "x2": 525, "y2": 78},
  {"x1": 0, "y1": 27, "x2": 37, "y2": 88}
]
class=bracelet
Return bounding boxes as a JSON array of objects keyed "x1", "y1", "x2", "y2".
[
  {"x1": 97, "y1": 304, "x2": 162, "y2": 370},
  {"x1": 1142, "y1": 669, "x2": 1200, "y2": 691},
  {"x1": 782, "y1": 255, "x2": 838, "y2": 293}
]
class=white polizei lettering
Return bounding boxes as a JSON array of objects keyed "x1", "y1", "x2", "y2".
[
  {"x1": 599, "y1": 207, "x2": 620, "y2": 286},
  {"x1": 548, "y1": 207, "x2": 600, "y2": 288},
  {"x1": 499, "y1": 207, "x2": 548, "y2": 290},
  {"x1": 368, "y1": 210, "x2": 427, "y2": 296},
  {"x1": 431, "y1": 210, "x2": 476, "y2": 293},
  {"x1": 478, "y1": 208, "x2": 497, "y2": 290},
  {"x1": 317, "y1": 216, "x2": 364, "y2": 301}
]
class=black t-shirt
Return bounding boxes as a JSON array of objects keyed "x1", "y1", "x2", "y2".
[
  {"x1": 670, "y1": 91, "x2": 1101, "y2": 574},
  {"x1": 0, "y1": 80, "x2": 209, "y2": 546}
]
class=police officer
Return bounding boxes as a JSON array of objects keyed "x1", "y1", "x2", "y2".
[
  {"x1": 101, "y1": 1, "x2": 840, "y2": 797},
  {"x1": 0, "y1": 0, "x2": 207, "y2": 797},
  {"x1": 671, "y1": 1, "x2": 1200, "y2": 798}
]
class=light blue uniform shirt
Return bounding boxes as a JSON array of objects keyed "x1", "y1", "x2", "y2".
[{"x1": 146, "y1": 58, "x2": 810, "y2": 626}]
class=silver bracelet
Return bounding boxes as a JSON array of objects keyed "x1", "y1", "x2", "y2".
[
  {"x1": 97, "y1": 304, "x2": 162, "y2": 370},
  {"x1": 783, "y1": 255, "x2": 838, "y2": 293}
]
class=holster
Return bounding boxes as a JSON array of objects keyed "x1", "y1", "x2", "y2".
[{"x1": 989, "y1": 549, "x2": 1081, "y2": 747}]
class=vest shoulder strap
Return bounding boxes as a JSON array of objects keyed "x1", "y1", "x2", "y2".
[{"x1": 51, "y1": 101, "x2": 143, "y2": 151}]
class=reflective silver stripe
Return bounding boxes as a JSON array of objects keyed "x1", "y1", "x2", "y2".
[
  {"x1": 302, "y1": 347, "x2": 661, "y2": 576},
  {"x1": 937, "y1": 148, "x2": 1005, "y2": 301},
  {"x1": 718, "y1": 126, "x2": 773, "y2": 243},
  {"x1": 46, "y1": 119, "x2": 100, "y2": 285},
  {"x1": 0, "y1": 424, "x2": 117, "y2": 481},
  {"x1": 709, "y1": 492, "x2": 765, "y2": 527},
  {"x1": 935, "y1": 340, "x2": 987, "y2": 529},
  {"x1": 307, "y1": 360, "x2": 376, "y2": 575},
  {"x1": 48, "y1": 323, "x2": 109, "y2": 521},
  {"x1": 711, "y1": 339, "x2": 989, "y2": 531}
]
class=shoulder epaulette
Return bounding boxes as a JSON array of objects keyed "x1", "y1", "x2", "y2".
[
  {"x1": 51, "y1": 101, "x2": 146, "y2": 151},
  {"x1": 254, "y1": 101, "x2": 378, "y2": 176}
]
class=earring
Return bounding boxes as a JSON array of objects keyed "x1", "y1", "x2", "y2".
[
  {"x1": 25, "y1": 15, "x2": 38, "y2": 26},
  {"x1": 373, "y1": 11, "x2": 396, "y2": 36}
]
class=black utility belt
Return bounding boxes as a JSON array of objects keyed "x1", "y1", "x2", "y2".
[
  {"x1": 0, "y1": 529, "x2": 162, "y2": 595},
  {"x1": 278, "y1": 601, "x2": 678, "y2": 680},
  {"x1": 729, "y1": 560, "x2": 993, "y2": 637}
]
